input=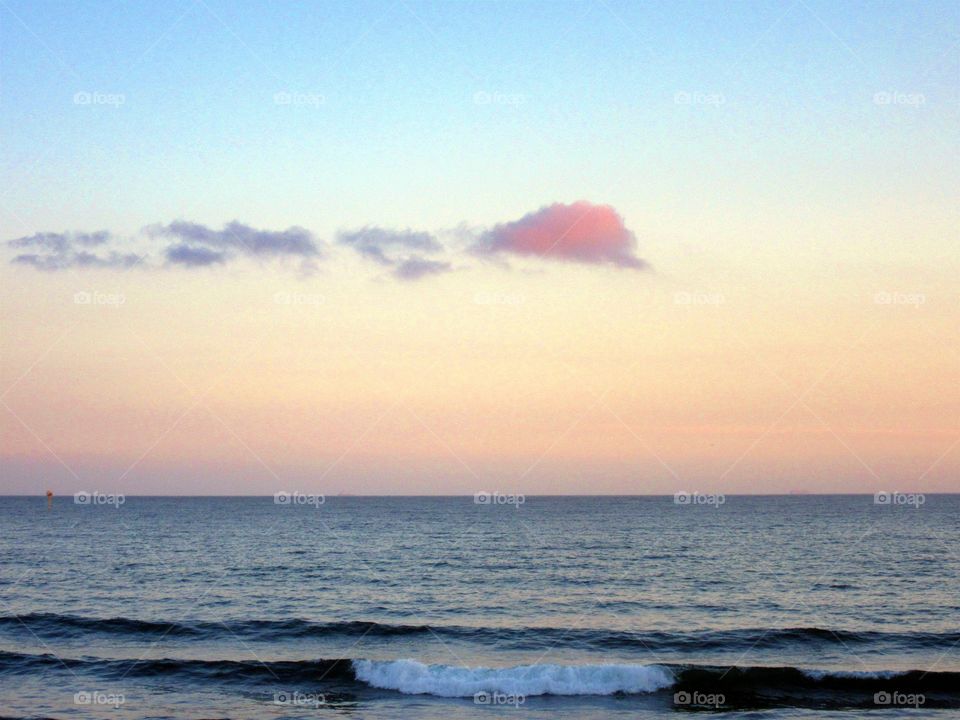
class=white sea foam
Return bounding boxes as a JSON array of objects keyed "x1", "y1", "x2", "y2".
[{"x1": 351, "y1": 659, "x2": 675, "y2": 697}]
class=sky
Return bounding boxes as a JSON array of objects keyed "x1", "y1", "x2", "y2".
[{"x1": 1, "y1": 0, "x2": 958, "y2": 496}]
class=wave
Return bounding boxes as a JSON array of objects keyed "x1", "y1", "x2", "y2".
[
  {"x1": 3, "y1": 613, "x2": 957, "y2": 651},
  {"x1": 2, "y1": 650, "x2": 959, "y2": 708},
  {"x1": 353, "y1": 658, "x2": 674, "y2": 696},
  {"x1": 0, "y1": 650, "x2": 355, "y2": 684},
  {"x1": 0, "y1": 613, "x2": 432, "y2": 641},
  {"x1": 356, "y1": 660, "x2": 960, "y2": 703}
]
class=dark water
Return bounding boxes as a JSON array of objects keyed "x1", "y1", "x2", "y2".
[{"x1": 1, "y1": 495, "x2": 958, "y2": 719}]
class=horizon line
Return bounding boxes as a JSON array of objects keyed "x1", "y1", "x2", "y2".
[{"x1": 3, "y1": 492, "x2": 951, "y2": 498}]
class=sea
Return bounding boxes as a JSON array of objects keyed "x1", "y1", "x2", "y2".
[{"x1": 0, "y1": 494, "x2": 958, "y2": 719}]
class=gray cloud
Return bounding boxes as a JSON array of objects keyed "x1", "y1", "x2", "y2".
[
  {"x1": 165, "y1": 244, "x2": 228, "y2": 267},
  {"x1": 149, "y1": 220, "x2": 320, "y2": 259},
  {"x1": 8, "y1": 230, "x2": 141, "y2": 271},
  {"x1": 393, "y1": 257, "x2": 452, "y2": 281},
  {"x1": 6, "y1": 221, "x2": 321, "y2": 272},
  {"x1": 9, "y1": 230, "x2": 112, "y2": 253},
  {"x1": 12, "y1": 251, "x2": 142, "y2": 271},
  {"x1": 337, "y1": 226, "x2": 451, "y2": 280},
  {"x1": 338, "y1": 227, "x2": 442, "y2": 265}
]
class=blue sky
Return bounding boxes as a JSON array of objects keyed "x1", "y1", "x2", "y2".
[{"x1": 2, "y1": 0, "x2": 956, "y2": 242}]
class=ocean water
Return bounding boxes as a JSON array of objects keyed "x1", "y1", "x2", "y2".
[{"x1": 0, "y1": 495, "x2": 958, "y2": 719}]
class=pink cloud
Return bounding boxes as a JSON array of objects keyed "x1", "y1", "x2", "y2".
[{"x1": 475, "y1": 201, "x2": 648, "y2": 269}]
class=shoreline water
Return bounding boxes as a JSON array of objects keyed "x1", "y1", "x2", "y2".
[{"x1": 2, "y1": 495, "x2": 957, "y2": 718}]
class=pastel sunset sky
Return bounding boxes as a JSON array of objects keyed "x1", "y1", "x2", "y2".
[{"x1": 1, "y1": 0, "x2": 957, "y2": 495}]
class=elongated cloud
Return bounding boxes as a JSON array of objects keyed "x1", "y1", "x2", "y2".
[
  {"x1": 149, "y1": 221, "x2": 320, "y2": 265},
  {"x1": 338, "y1": 226, "x2": 451, "y2": 280},
  {"x1": 473, "y1": 201, "x2": 647, "y2": 269},
  {"x1": 394, "y1": 257, "x2": 452, "y2": 281},
  {"x1": 9, "y1": 230, "x2": 142, "y2": 271},
  {"x1": 164, "y1": 244, "x2": 227, "y2": 267},
  {"x1": 10, "y1": 230, "x2": 111, "y2": 252},
  {"x1": 338, "y1": 227, "x2": 442, "y2": 265},
  {"x1": 6, "y1": 221, "x2": 321, "y2": 272}
]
